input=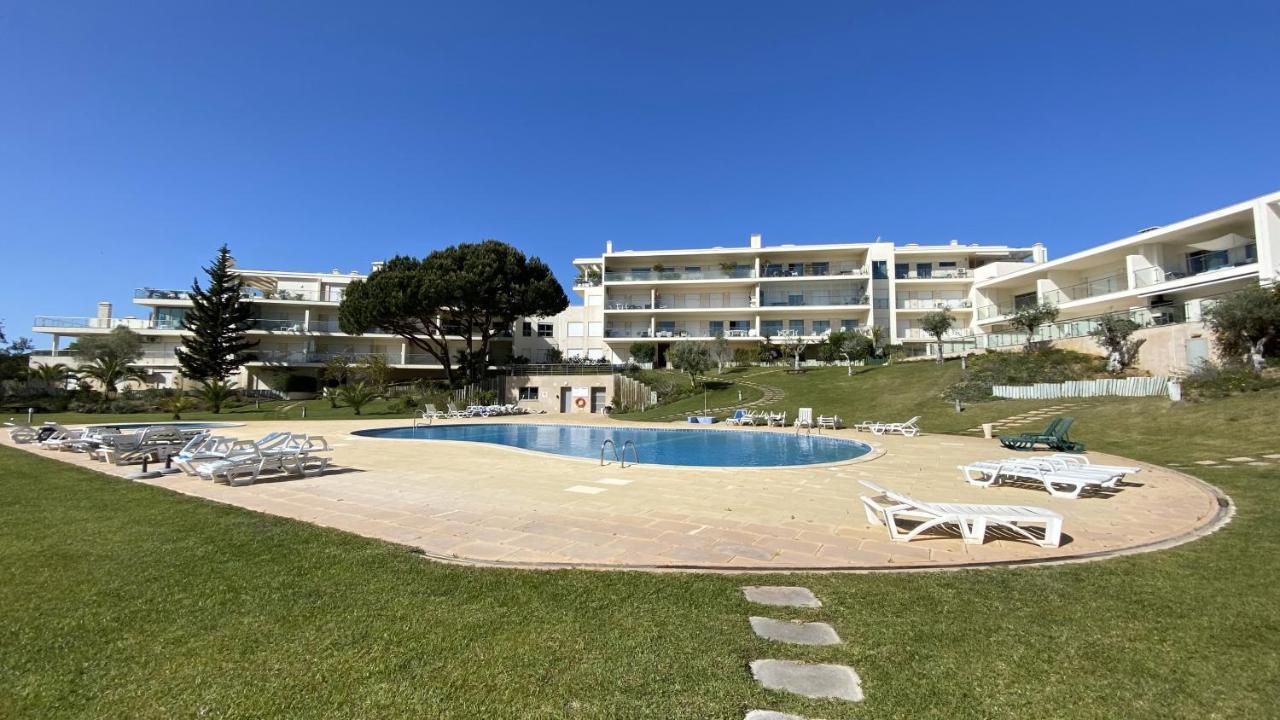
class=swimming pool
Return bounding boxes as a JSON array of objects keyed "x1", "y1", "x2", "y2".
[{"x1": 353, "y1": 423, "x2": 871, "y2": 467}]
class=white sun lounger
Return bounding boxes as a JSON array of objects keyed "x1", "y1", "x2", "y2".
[
  {"x1": 724, "y1": 409, "x2": 752, "y2": 426},
  {"x1": 196, "y1": 434, "x2": 330, "y2": 486},
  {"x1": 794, "y1": 408, "x2": 813, "y2": 431},
  {"x1": 959, "y1": 460, "x2": 1122, "y2": 499},
  {"x1": 817, "y1": 414, "x2": 841, "y2": 430},
  {"x1": 422, "y1": 404, "x2": 449, "y2": 420},
  {"x1": 859, "y1": 480, "x2": 1062, "y2": 548},
  {"x1": 1049, "y1": 453, "x2": 1141, "y2": 476},
  {"x1": 6, "y1": 424, "x2": 39, "y2": 444},
  {"x1": 870, "y1": 416, "x2": 920, "y2": 437}
]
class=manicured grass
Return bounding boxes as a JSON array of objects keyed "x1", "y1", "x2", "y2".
[
  {"x1": 5, "y1": 366, "x2": 1280, "y2": 717},
  {"x1": 9, "y1": 396, "x2": 421, "y2": 427}
]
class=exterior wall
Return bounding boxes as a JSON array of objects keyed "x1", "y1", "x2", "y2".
[{"x1": 505, "y1": 373, "x2": 614, "y2": 414}]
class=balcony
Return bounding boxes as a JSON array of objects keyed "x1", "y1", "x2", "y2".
[
  {"x1": 654, "y1": 293, "x2": 754, "y2": 310},
  {"x1": 134, "y1": 288, "x2": 192, "y2": 301},
  {"x1": 606, "y1": 299, "x2": 654, "y2": 311},
  {"x1": 603, "y1": 267, "x2": 755, "y2": 283},
  {"x1": 33, "y1": 316, "x2": 175, "y2": 331},
  {"x1": 603, "y1": 325, "x2": 652, "y2": 338},
  {"x1": 898, "y1": 328, "x2": 970, "y2": 341},
  {"x1": 1040, "y1": 274, "x2": 1127, "y2": 306},
  {"x1": 1131, "y1": 242, "x2": 1259, "y2": 288},
  {"x1": 895, "y1": 298, "x2": 973, "y2": 311},
  {"x1": 894, "y1": 268, "x2": 970, "y2": 280},
  {"x1": 974, "y1": 303, "x2": 1015, "y2": 322},
  {"x1": 759, "y1": 288, "x2": 868, "y2": 307},
  {"x1": 980, "y1": 303, "x2": 1185, "y2": 348},
  {"x1": 761, "y1": 261, "x2": 867, "y2": 279}
]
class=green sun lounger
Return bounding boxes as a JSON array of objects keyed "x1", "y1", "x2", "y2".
[{"x1": 999, "y1": 417, "x2": 1084, "y2": 452}]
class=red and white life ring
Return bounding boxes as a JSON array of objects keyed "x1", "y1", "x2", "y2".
[{"x1": 574, "y1": 397, "x2": 587, "y2": 409}]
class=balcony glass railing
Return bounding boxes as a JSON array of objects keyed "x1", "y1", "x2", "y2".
[
  {"x1": 606, "y1": 299, "x2": 654, "y2": 310},
  {"x1": 1131, "y1": 243, "x2": 1259, "y2": 288},
  {"x1": 980, "y1": 303, "x2": 1184, "y2": 348},
  {"x1": 603, "y1": 326, "x2": 652, "y2": 338},
  {"x1": 761, "y1": 262, "x2": 867, "y2": 278},
  {"x1": 895, "y1": 298, "x2": 973, "y2": 310},
  {"x1": 654, "y1": 294, "x2": 754, "y2": 309},
  {"x1": 759, "y1": 292, "x2": 868, "y2": 307},
  {"x1": 1040, "y1": 274, "x2": 1126, "y2": 305},
  {"x1": 249, "y1": 319, "x2": 308, "y2": 332},
  {"x1": 134, "y1": 288, "x2": 192, "y2": 300},
  {"x1": 897, "y1": 328, "x2": 969, "y2": 341},
  {"x1": 894, "y1": 268, "x2": 970, "y2": 280},
  {"x1": 34, "y1": 316, "x2": 165, "y2": 330},
  {"x1": 603, "y1": 267, "x2": 755, "y2": 282}
]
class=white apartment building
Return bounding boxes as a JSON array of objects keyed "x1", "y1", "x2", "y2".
[
  {"x1": 31, "y1": 263, "x2": 515, "y2": 392},
  {"x1": 29, "y1": 190, "x2": 1280, "y2": 390}
]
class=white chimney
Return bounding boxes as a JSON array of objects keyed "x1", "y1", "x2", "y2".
[
  {"x1": 605, "y1": 240, "x2": 614, "y2": 253},
  {"x1": 371, "y1": 261, "x2": 385, "y2": 272},
  {"x1": 949, "y1": 239, "x2": 959, "y2": 246},
  {"x1": 1032, "y1": 243, "x2": 1048, "y2": 264},
  {"x1": 97, "y1": 301, "x2": 112, "y2": 320},
  {"x1": 750, "y1": 233, "x2": 762, "y2": 249}
]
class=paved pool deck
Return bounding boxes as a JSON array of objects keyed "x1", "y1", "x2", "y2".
[{"x1": 2, "y1": 415, "x2": 1230, "y2": 571}]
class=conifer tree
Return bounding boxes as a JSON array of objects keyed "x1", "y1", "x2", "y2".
[{"x1": 176, "y1": 245, "x2": 258, "y2": 382}]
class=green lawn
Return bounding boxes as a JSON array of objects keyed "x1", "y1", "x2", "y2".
[
  {"x1": 7, "y1": 396, "x2": 421, "y2": 427},
  {"x1": 4, "y1": 366, "x2": 1280, "y2": 717}
]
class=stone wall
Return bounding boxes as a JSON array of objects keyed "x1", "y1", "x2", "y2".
[{"x1": 1049, "y1": 322, "x2": 1219, "y2": 376}]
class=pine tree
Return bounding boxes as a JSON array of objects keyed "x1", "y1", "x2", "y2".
[{"x1": 175, "y1": 245, "x2": 258, "y2": 382}]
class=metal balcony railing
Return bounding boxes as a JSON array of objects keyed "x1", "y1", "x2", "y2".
[
  {"x1": 1040, "y1": 274, "x2": 1126, "y2": 305},
  {"x1": 134, "y1": 288, "x2": 192, "y2": 300},
  {"x1": 34, "y1": 316, "x2": 162, "y2": 330},
  {"x1": 895, "y1": 298, "x2": 973, "y2": 310}
]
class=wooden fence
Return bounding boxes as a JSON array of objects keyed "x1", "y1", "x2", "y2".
[
  {"x1": 614, "y1": 375, "x2": 658, "y2": 412},
  {"x1": 992, "y1": 376, "x2": 1170, "y2": 400}
]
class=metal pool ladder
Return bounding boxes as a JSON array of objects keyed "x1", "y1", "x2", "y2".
[{"x1": 600, "y1": 439, "x2": 640, "y2": 468}]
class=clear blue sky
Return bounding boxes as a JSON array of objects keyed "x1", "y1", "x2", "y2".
[{"x1": 2, "y1": 1, "x2": 1278, "y2": 348}]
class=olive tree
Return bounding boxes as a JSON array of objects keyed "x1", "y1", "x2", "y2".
[
  {"x1": 1203, "y1": 285, "x2": 1280, "y2": 371},
  {"x1": 919, "y1": 309, "x2": 956, "y2": 363},
  {"x1": 1009, "y1": 302, "x2": 1060, "y2": 352},
  {"x1": 1091, "y1": 315, "x2": 1145, "y2": 373},
  {"x1": 667, "y1": 340, "x2": 711, "y2": 387}
]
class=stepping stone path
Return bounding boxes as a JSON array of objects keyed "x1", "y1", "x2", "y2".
[
  {"x1": 963, "y1": 403, "x2": 1088, "y2": 435},
  {"x1": 744, "y1": 712, "x2": 809, "y2": 720},
  {"x1": 740, "y1": 586, "x2": 862, "y2": 716},
  {"x1": 652, "y1": 370, "x2": 786, "y2": 421},
  {"x1": 742, "y1": 586, "x2": 821, "y2": 608},
  {"x1": 750, "y1": 660, "x2": 864, "y2": 702},
  {"x1": 749, "y1": 617, "x2": 841, "y2": 646}
]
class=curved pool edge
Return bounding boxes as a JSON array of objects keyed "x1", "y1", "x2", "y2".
[
  {"x1": 349, "y1": 421, "x2": 881, "y2": 470},
  {"x1": 399, "y1": 465, "x2": 1234, "y2": 574}
]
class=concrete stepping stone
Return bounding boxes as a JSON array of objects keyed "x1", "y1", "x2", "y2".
[
  {"x1": 742, "y1": 586, "x2": 821, "y2": 608},
  {"x1": 749, "y1": 616, "x2": 841, "y2": 646},
  {"x1": 749, "y1": 659, "x2": 863, "y2": 701},
  {"x1": 1194, "y1": 460, "x2": 1219, "y2": 465},
  {"x1": 1226, "y1": 457, "x2": 1255, "y2": 463},
  {"x1": 744, "y1": 711, "x2": 811, "y2": 720},
  {"x1": 1263, "y1": 454, "x2": 1280, "y2": 459}
]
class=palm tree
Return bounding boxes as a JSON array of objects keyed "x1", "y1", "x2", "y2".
[
  {"x1": 160, "y1": 392, "x2": 198, "y2": 420},
  {"x1": 30, "y1": 363, "x2": 74, "y2": 393},
  {"x1": 198, "y1": 378, "x2": 238, "y2": 414},
  {"x1": 78, "y1": 357, "x2": 147, "y2": 399},
  {"x1": 335, "y1": 381, "x2": 379, "y2": 415}
]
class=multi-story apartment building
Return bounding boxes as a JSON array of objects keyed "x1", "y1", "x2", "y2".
[
  {"x1": 28, "y1": 190, "x2": 1280, "y2": 395},
  {"x1": 571, "y1": 235, "x2": 1044, "y2": 364},
  {"x1": 31, "y1": 262, "x2": 513, "y2": 392}
]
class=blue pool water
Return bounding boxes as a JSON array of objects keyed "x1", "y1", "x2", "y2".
[{"x1": 353, "y1": 423, "x2": 871, "y2": 467}]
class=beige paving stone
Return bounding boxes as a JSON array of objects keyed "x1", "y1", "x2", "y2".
[
  {"x1": 0, "y1": 414, "x2": 1223, "y2": 571},
  {"x1": 1225, "y1": 457, "x2": 1256, "y2": 463}
]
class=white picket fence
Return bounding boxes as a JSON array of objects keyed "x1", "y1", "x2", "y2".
[{"x1": 993, "y1": 376, "x2": 1170, "y2": 400}]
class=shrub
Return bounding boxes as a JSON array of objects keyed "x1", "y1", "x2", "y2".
[
  {"x1": 732, "y1": 347, "x2": 756, "y2": 366},
  {"x1": 945, "y1": 349, "x2": 1106, "y2": 402},
  {"x1": 628, "y1": 342, "x2": 656, "y2": 364},
  {"x1": 1182, "y1": 361, "x2": 1280, "y2": 401}
]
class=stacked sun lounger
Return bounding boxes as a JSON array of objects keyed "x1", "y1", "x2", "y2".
[
  {"x1": 959, "y1": 454, "x2": 1139, "y2": 499},
  {"x1": 853, "y1": 416, "x2": 920, "y2": 437},
  {"x1": 191, "y1": 432, "x2": 331, "y2": 486}
]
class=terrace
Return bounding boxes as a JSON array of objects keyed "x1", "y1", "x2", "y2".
[
  {"x1": 603, "y1": 266, "x2": 755, "y2": 283},
  {"x1": 759, "y1": 284, "x2": 868, "y2": 307}
]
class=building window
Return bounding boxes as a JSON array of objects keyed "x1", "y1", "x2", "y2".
[
  {"x1": 708, "y1": 320, "x2": 724, "y2": 336},
  {"x1": 587, "y1": 321, "x2": 602, "y2": 337},
  {"x1": 519, "y1": 387, "x2": 539, "y2": 400},
  {"x1": 894, "y1": 263, "x2": 909, "y2": 279},
  {"x1": 788, "y1": 319, "x2": 805, "y2": 335},
  {"x1": 587, "y1": 348, "x2": 605, "y2": 361},
  {"x1": 762, "y1": 320, "x2": 783, "y2": 336},
  {"x1": 812, "y1": 320, "x2": 830, "y2": 334},
  {"x1": 522, "y1": 322, "x2": 532, "y2": 337},
  {"x1": 1013, "y1": 292, "x2": 1038, "y2": 311},
  {"x1": 841, "y1": 319, "x2": 859, "y2": 331},
  {"x1": 537, "y1": 323, "x2": 554, "y2": 337},
  {"x1": 567, "y1": 322, "x2": 584, "y2": 337},
  {"x1": 872, "y1": 261, "x2": 888, "y2": 280}
]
